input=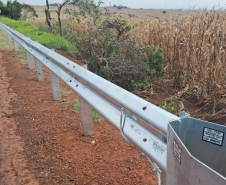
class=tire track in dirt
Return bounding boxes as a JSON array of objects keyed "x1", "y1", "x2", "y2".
[{"x1": 0, "y1": 51, "x2": 39, "y2": 185}]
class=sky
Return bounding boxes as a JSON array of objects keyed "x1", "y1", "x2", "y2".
[{"x1": 1, "y1": 0, "x2": 226, "y2": 9}]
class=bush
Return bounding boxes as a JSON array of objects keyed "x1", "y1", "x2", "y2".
[{"x1": 64, "y1": 18, "x2": 165, "y2": 90}]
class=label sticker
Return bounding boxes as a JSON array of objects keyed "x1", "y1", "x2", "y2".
[
  {"x1": 203, "y1": 127, "x2": 224, "y2": 146},
  {"x1": 173, "y1": 140, "x2": 181, "y2": 164}
]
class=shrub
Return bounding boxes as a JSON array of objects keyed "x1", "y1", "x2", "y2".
[{"x1": 64, "y1": 18, "x2": 165, "y2": 90}]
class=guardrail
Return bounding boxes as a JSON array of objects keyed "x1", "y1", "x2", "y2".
[{"x1": 1, "y1": 21, "x2": 225, "y2": 185}]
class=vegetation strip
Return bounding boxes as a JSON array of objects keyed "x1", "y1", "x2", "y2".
[{"x1": 0, "y1": 17, "x2": 75, "y2": 53}]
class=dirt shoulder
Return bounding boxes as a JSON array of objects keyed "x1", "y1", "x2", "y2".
[
  {"x1": 0, "y1": 50, "x2": 39, "y2": 184},
  {"x1": 0, "y1": 33, "x2": 157, "y2": 184}
]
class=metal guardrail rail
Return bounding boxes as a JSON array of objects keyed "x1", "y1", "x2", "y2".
[
  {"x1": 0, "y1": 21, "x2": 178, "y2": 184},
  {"x1": 2, "y1": 21, "x2": 225, "y2": 185}
]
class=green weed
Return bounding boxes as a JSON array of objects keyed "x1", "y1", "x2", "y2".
[
  {"x1": 72, "y1": 104, "x2": 80, "y2": 113},
  {"x1": 160, "y1": 100, "x2": 179, "y2": 114},
  {"x1": 131, "y1": 77, "x2": 152, "y2": 90},
  {"x1": 59, "y1": 99, "x2": 77, "y2": 105},
  {"x1": 72, "y1": 104, "x2": 104, "y2": 123},
  {"x1": 60, "y1": 88, "x2": 73, "y2": 97}
]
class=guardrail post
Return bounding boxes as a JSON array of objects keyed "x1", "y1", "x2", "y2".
[
  {"x1": 26, "y1": 51, "x2": 35, "y2": 69},
  {"x1": 50, "y1": 71, "x2": 61, "y2": 101},
  {"x1": 35, "y1": 58, "x2": 44, "y2": 81},
  {"x1": 49, "y1": 48, "x2": 61, "y2": 101},
  {"x1": 14, "y1": 40, "x2": 19, "y2": 51},
  {"x1": 79, "y1": 64, "x2": 94, "y2": 136},
  {"x1": 34, "y1": 41, "x2": 44, "y2": 81},
  {"x1": 8, "y1": 33, "x2": 12, "y2": 41},
  {"x1": 3, "y1": 30, "x2": 7, "y2": 36}
]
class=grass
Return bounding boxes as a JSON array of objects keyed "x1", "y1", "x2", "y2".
[
  {"x1": 160, "y1": 100, "x2": 179, "y2": 114},
  {"x1": 19, "y1": 58, "x2": 28, "y2": 65},
  {"x1": 59, "y1": 99, "x2": 78, "y2": 105},
  {"x1": 16, "y1": 52, "x2": 28, "y2": 64},
  {"x1": 44, "y1": 101, "x2": 52, "y2": 104},
  {"x1": 130, "y1": 10, "x2": 226, "y2": 107},
  {"x1": 0, "y1": 17, "x2": 75, "y2": 53},
  {"x1": 72, "y1": 104, "x2": 104, "y2": 123},
  {"x1": 0, "y1": 31, "x2": 14, "y2": 50},
  {"x1": 0, "y1": 27, "x2": 104, "y2": 123},
  {"x1": 0, "y1": 31, "x2": 29, "y2": 65},
  {"x1": 60, "y1": 88, "x2": 73, "y2": 97}
]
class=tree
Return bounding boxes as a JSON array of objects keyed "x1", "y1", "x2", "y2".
[
  {"x1": 45, "y1": 0, "x2": 53, "y2": 32},
  {"x1": 0, "y1": 1, "x2": 6, "y2": 15},
  {"x1": 21, "y1": 4, "x2": 38, "y2": 20},
  {"x1": 0, "y1": 1, "x2": 38, "y2": 20},
  {"x1": 64, "y1": 0, "x2": 103, "y2": 24},
  {"x1": 55, "y1": 0, "x2": 70, "y2": 36},
  {"x1": 7, "y1": 0, "x2": 23, "y2": 20}
]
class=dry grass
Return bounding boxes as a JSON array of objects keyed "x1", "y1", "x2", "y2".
[
  {"x1": 130, "y1": 11, "x2": 226, "y2": 108},
  {"x1": 32, "y1": 6, "x2": 185, "y2": 21},
  {"x1": 0, "y1": 31, "x2": 14, "y2": 50},
  {"x1": 31, "y1": 6, "x2": 226, "y2": 109},
  {"x1": 99, "y1": 7, "x2": 187, "y2": 20}
]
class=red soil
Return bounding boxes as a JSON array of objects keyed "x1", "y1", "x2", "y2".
[{"x1": 0, "y1": 49, "x2": 158, "y2": 184}]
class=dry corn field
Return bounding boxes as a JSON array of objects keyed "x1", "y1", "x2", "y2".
[
  {"x1": 33, "y1": 8, "x2": 226, "y2": 110},
  {"x1": 130, "y1": 11, "x2": 226, "y2": 108}
]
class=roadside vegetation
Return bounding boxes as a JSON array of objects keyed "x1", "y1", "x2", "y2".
[
  {"x1": 131, "y1": 10, "x2": 226, "y2": 113},
  {"x1": 1, "y1": 0, "x2": 226, "y2": 117},
  {"x1": 0, "y1": 0, "x2": 38, "y2": 20},
  {"x1": 0, "y1": 17, "x2": 74, "y2": 52},
  {"x1": 42, "y1": 0, "x2": 165, "y2": 90},
  {"x1": 1, "y1": 0, "x2": 165, "y2": 91}
]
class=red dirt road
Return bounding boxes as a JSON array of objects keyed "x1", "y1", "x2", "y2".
[{"x1": 0, "y1": 49, "x2": 158, "y2": 185}]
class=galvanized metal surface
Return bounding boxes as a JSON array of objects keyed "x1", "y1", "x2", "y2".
[
  {"x1": 26, "y1": 51, "x2": 35, "y2": 69},
  {"x1": 14, "y1": 40, "x2": 19, "y2": 51},
  {"x1": 79, "y1": 65, "x2": 94, "y2": 136},
  {"x1": 50, "y1": 71, "x2": 61, "y2": 101},
  {"x1": 0, "y1": 22, "x2": 172, "y2": 170},
  {"x1": 7, "y1": 33, "x2": 11, "y2": 41},
  {"x1": 167, "y1": 118, "x2": 226, "y2": 184},
  {"x1": 35, "y1": 58, "x2": 44, "y2": 81},
  {"x1": 1, "y1": 21, "x2": 226, "y2": 184},
  {"x1": 0, "y1": 22, "x2": 179, "y2": 140}
]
